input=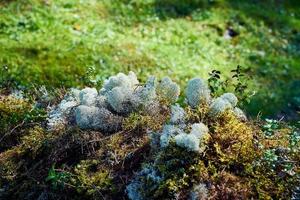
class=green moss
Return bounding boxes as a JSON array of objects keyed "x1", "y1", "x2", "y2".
[
  {"x1": 211, "y1": 111, "x2": 257, "y2": 165},
  {"x1": 125, "y1": 105, "x2": 299, "y2": 199},
  {"x1": 1, "y1": 0, "x2": 300, "y2": 117},
  {"x1": 71, "y1": 160, "x2": 113, "y2": 196},
  {"x1": 123, "y1": 110, "x2": 169, "y2": 132},
  {"x1": 0, "y1": 96, "x2": 46, "y2": 150},
  {"x1": 20, "y1": 126, "x2": 48, "y2": 158},
  {"x1": 0, "y1": 146, "x2": 23, "y2": 183}
]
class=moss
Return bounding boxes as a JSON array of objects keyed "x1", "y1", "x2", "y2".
[
  {"x1": 0, "y1": 96, "x2": 30, "y2": 132},
  {"x1": 146, "y1": 143, "x2": 207, "y2": 199},
  {"x1": 210, "y1": 110, "x2": 257, "y2": 165},
  {"x1": 20, "y1": 126, "x2": 48, "y2": 158},
  {"x1": 0, "y1": 95, "x2": 46, "y2": 150},
  {"x1": 209, "y1": 171, "x2": 253, "y2": 199},
  {"x1": 0, "y1": 146, "x2": 23, "y2": 183},
  {"x1": 123, "y1": 109, "x2": 170, "y2": 132},
  {"x1": 0, "y1": 123, "x2": 151, "y2": 199},
  {"x1": 71, "y1": 160, "x2": 113, "y2": 197},
  {"x1": 244, "y1": 123, "x2": 300, "y2": 199},
  {"x1": 1, "y1": 74, "x2": 299, "y2": 200},
  {"x1": 185, "y1": 102, "x2": 210, "y2": 124},
  {"x1": 260, "y1": 127, "x2": 291, "y2": 149}
]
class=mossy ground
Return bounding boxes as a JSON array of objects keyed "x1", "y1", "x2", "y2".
[
  {"x1": 0, "y1": 94, "x2": 298, "y2": 199},
  {"x1": 0, "y1": 0, "x2": 300, "y2": 199},
  {"x1": 0, "y1": 0, "x2": 300, "y2": 118}
]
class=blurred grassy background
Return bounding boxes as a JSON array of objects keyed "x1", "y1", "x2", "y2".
[{"x1": 0, "y1": 0, "x2": 299, "y2": 119}]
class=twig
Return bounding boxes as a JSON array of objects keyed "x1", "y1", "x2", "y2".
[{"x1": 0, "y1": 120, "x2": 25, "y2": 143}]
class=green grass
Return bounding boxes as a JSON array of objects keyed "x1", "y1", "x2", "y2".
[{"x1": 0, "y1": 0, "x2": 299, "y2": 118}]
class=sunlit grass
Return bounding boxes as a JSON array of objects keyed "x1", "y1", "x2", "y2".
[{"x1": 0, "y1": 0, "x2": 299, "y2": 118}]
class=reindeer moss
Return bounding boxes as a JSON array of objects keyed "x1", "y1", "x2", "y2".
[{"x1": 0, "y1": 73, "x2": 299, "y2": 199}]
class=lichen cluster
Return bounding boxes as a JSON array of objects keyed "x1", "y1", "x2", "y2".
[
  {"x1": 0, "y1": 72, "x2": 299, "y2": 200},
  {"x1": 47, "y1": 72, "x2": 180, "y2": 133}
]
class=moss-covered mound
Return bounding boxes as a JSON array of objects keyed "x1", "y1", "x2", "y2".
[{"x1": 0, "y1": 72, "x2": 299, "y2": 200}]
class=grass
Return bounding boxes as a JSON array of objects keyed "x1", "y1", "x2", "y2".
[{"x1": 0, "y1": 0, "x2": 299, "y2": 118}]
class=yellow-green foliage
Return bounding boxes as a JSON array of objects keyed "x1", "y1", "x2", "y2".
[
  {"x1": 71, "y1": 160, "x2": 113, "y2": 196},
  {"x1": 123, "y1": 110, "x2": 169, "y2": 132},
  {"x1": 211, "y1": 111, "x2": 257, "y2": 165},
  {"x1": 245, "y1": 125, "x2": 300, "y2": 199},
  {"x1": 0, "y1": 96, "x2": 31, "y2": 132},
  {"x1": 0, "y1": 96, "x2": 46, "y2": 150},
  {"x1": 20, "y1": 126, "x2": 48, "y2": 158},
  {"x1": 152, "y1": 143, "x2": 207, "y2": 198},
  {"x1": 260, "y1": 127, "x2": 291, "y2": 149},
  {"x1": 185, "y1": 102, "x2": 210, "y2": 123},
  {"x1": 0, "y1": 146, "x2": 23, "y2": 182},
  {"x1": 246, "y1": 162, "x2": 299, "y2": 199}
]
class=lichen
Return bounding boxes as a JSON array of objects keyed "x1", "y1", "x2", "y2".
[
  {"x1": 233, "y1": 107, "x2": 247, "y2": 121},
  {"x1": 185, "y1": 78, "x2": 211, "y2": 108},
  {"x1": 126, "y1": 166, "x2": 162, "y2": 200},
  {"x1": 2, "y1": 72, "x2": 298, "y2": 200},
  {"x1": 175, "y1": 133, "x2": 200, "y2": 152},
  {"x1": 170, "y1": 104, "x2": 186, "y2": 125},
  {"x1": 100, "y1": 71, "x2": 139, "y2": 95},
  {"x1": 190, "y1": 123, "x2": 209, "y2": 139},
  {"x1": 220, "y1": 93, "x2": 238, "y2": 107},
  {"x1": 156, "y1": 77, "x2": 180, "y2": 104},
  {"x1": 174, "y1": 123, "x2": 210, "y2": 153},
  {"x1": 160, "y1": 125, "x2": 183, "y2": 148},
  {"x1": 79, "y1": 87, "x2": 98, "y2": 106},
  {"x1": 189, "y1": 183, "x2": 208, "y2": 200},
  {"x1": 75, "y1": 105, "x2": 123, "y2": 132},
  {"x1": 208, "y1": 97, "x2": 232, "y2": 117}
]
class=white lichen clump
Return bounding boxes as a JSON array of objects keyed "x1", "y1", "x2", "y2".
[
  {"x1": 220, "y1": 93, "x2": 238, "y2": 107},
  {"x1": 190, "y1": 123, "x2": 209, "y2": 139},
  {"x1": 160, "y1": 125, "x2": 183, "y2": 148},
  {"x1": 208, "y1": 92, "x2": 246, "y2": 119},
  {"x1": 185, "y1": 78, "x2": 211, "y2": 108},
  {"x1": 126, "y1": 166, "x2": 162, "y2": 200},
  {"x1": 174, "y1": 123, "x2": 209, "y2": 153},
  {"x1": 157, "y1": 77, "x2": 180, "y2": 103},
  {"x1": 190, "y1": 183, "x2": 209, "y2": 200},
  {"x1": 47, "y1": 72, "x2": 246, "y2": 137},
  {"x1": 47, "y1": 72, "x2": 188, "y2": 133},
  {"x1": 101, "y1": 72, "x2": 139, "y2": 114},
  {"x1": 47, "y1": 88, "x2": 80, "y2": 130},
  {"x1": 175, "y1": 133, "x2": 200, "y2": 152},
  {"x1": 75, "y1": 106, "x2": 123, "y2": 132},
  {"x1": 47, "y1": 72, "x2": 141, "y2": 131},
  {"x1": 157, "y1": 120, "x2": 210, "y2": 152},
  {"x1": 135, "y1": 76, "x2": 157, "y2": 109},
  {"x1": 233, "y1": 107, "x2": 247, "y2": 121},
  {"x1": 79, "y1": 87, "x2": 98, "y2": 106},
  {"x1": 170, "y1": 104, "x2": 186, "y2": 125},
  {"x1": 208, "y1": 97, "x2": 232, "y2": 117}
]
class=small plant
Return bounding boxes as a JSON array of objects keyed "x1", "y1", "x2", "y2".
[
  {"x1": 208, "y1": 69, "x2": 227, "y2": 96},
  {"x1": 231, "y1": 65, "x2": 252, "y2": 104},
  {"x1": 262, "y1": 149, "x2": 278, "y2": 169},
  {"x1": 262, "y1": 119, "x2": 280, "y2": 137},
  {"x1": 208, "y1": 66, "x2": 254, "y2": 107},
  {"x1": 289, "y1": 129, "x2": 300, "y2": 150},
  {"x1": 46, "y1": 165, "x2": 70, "y2": 190}
]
